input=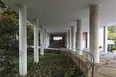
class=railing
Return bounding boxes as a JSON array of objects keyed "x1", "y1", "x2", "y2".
[{"x1": 76, "y1": 49, "x2": 94, "y2": 77}]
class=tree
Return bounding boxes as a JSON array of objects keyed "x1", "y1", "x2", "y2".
[
  {"x1": 0, "y1": 6, "x2": 35, "y2": 50},
  {"x1": 108, "y1": 25, "x2": 116, "y2": 33}
]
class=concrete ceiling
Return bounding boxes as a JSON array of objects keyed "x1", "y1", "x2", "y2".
[{"x1": 2, "y1": 0, "x2": 116, "y2": 34}]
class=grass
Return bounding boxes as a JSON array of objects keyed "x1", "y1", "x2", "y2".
[{"x1": 0, "y1": 49, "x2": 83, "y2": 77}]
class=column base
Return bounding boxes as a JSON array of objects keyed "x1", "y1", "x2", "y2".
[
  {"x1": 72, "y1": 48, "x2": 76, "y2": 52},
  {"x1": 45, "y1": 46, "x2": 48, "y2": 48}
]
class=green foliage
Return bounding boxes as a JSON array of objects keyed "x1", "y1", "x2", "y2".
[
  {"x1": 99, "y1": 46, "x2": 102, "y2": 48},
  {"x1": 112, "y1": 47, "x2": 116, "y2": 50},
  {"x1": 108, "y1": 25, "x2": 116, "y2": 33},
  {"x1": 108, "y1": 25, "x2": 116, "y2": 47},
  {"x1": 114, "y1": 40, "x2": 116, "y2": 47},
  {"x1": 0, "y1": 6, "x2": 35, "y2": 49},
  {"x1": 64, "y1": 65, "x2": 83, "y2": 77},
  {"x1": 27, "y1": 22, "x2": 34, "y2": 45},
  {"x1": 0, "y1": 49, "x2": 83, "y2": 77},
  {"x1": 108, "y1": 32, "x2": 116, "y2": 40}
]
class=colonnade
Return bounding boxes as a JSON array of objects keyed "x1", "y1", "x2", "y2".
[
  {"x1": 65, "y1": 4, "x2": 100, "y2": 63},
  {"x1": 18, "y1": 4, "x2": 108, "y2": 76}
]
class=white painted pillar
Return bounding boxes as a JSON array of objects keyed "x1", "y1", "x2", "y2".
[
  {"x1": 68, "y1": 30, "x2": 70, "y2": 49},
  {"x1": 44, "y1": 30, "x2": 48, "y2": 48},
  {"x1": 87, "y1": 32, "x2": 89, "y2": 48},
  {"x1": 40, "y1": 26, "x2": 44, "y2": 55},
  {"x1": 65, "y1": 33, "x2": 67, "y2": 48},
  {"x1": 66, "y1": 32, "x2": 69, "y2": 48},
  {"x1": 48, "y1": 34, "x2": 50, "y2": 46},
  {"x1": 43, "y1": 32, "x2": 45, "y2": 46},
  {"x1": 77, "y1": 20, "x2": 83, "y2": 55},
  {"x1": 71, "y1": 26, "x2": 76, "y2": 51},
  {"x1": 69, "y1": 29, "x2": 71, "y2": 49},
  {"x1": 90, "y1": 5, "x2": 99, "y2": 63},
  {"x1": 47, "y1": 33, "x2": 49, "y2": 47},
  {"x1": 104, "y1": 26, "x2": 107, "y2": 52},
  {"x1": 19, "y1": 4, "x2": 27, "y2": 76},
  {"x1": 34, "y1": 19, "x2": 39, "y2": 62}
]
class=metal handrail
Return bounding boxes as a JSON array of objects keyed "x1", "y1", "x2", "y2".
[{"x1": 76, "y1": 49, "x2": 94, "y2": 77}]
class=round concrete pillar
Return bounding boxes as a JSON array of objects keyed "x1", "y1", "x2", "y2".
[
  {"x1": 77, "y1": 20, "x2": 83, "y2": 55},
  {"x1": 34, "y1": 19, "x2": 39, "y2": 62},
  {"x1": 69, "y1": 29, "x2": 71, "y2": 49},
  {"x1": 47, "y1": 33, "x2": 49, "y2": 47},
  {"x1": 44, "y1": 30, "x2": 48, "y2": 48},
  {"x1": 90, "y1": 5, "x2": 99, "y2": 63},
  {"x1": 40, "y1": 26, "x2": 44, "y2": 55},
  {"x1": 104, "y1": 26, "x2": 107, "y2": 52},
  {"x1": 71, "y1": 26, "x2": 76, "y2": 51},
  {"x1": 19, "y1": 4, "x2": 27, "y2": 76},
  {"x1": 65, "y1": 33, "x2": 67, "y2": 48},
  {"x1": 66, "y1": 32, "x2": 69, "y2": 48},
  {"x1": 68, "y1": 30, "x2": 70, "y2": 49}
]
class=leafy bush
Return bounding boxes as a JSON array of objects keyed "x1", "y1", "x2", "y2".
[
  {"x1": 99, "y1": 46, "x2": 102, "y2": 49},
  {"x1": 112, "y1": 47, "x2": 116, "y2": 50},
  {"x1": 64, "y1": 65, "x2": 83, "y2": 77},
  {"x1": 0, "y1": 49, "x2": 83, "y2": 77}
]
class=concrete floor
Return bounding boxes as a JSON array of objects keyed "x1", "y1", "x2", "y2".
[{"x1": 94, "y1": 51, "x2": 116, "y2": 77}]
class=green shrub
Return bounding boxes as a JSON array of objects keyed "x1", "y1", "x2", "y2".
[
  {"x1": 99, "y1": 46, "x2": 102, "y2": 49},
  {"x1": 112, "y1": 47, "x2": 116, "y2": 50}
]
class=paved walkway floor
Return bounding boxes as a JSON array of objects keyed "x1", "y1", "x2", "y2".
[{"x1": 94, "y1": 51, "x2": 116, "y2": 77}]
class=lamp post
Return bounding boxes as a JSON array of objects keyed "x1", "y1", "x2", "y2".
[{"x1": 0, "y1": 0, "x2": 5, "y2": 40}]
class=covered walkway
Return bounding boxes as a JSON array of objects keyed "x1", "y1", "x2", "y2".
[{"x1": 2, "y1": 0, "x2": 116, "y2": 76}]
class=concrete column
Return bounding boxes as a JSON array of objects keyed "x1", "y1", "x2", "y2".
[
  {"x1": 104, "y1": 26, "x2": 107, "y2": 52},
  {"x1": 49, "y1": 35, "x2": 51, "y2": 46},
  {"x1": 66, "y1": 32, "x2": 69, "y2": 48},
  {"x1": 71, "y1": 26, "x2": 76, "y2": 51},
  {"x1": 19, "y1": 4, "x2": 27, "y2": 76},
  {"x1": 69, "y1": 29, "x2": 71, "y2": 49},
  {"x1": 44, "y1": 30, "x2": 48, "y2": 48},
  {"x1": 77, "y1": 20, "x2": 83, "y2": 55},
  {"x1": 90, "y1": 5, "x2": 99, "y2": 63},
  {"x1": 65, "y1": 33, "x2": 67, "y2": 48},
  {"x1": 47, "y1": 33, "x2": 49, "y2": 47},
  {"x1": 87, "y1": 32, "x2": 89, "y2": 48},
  {"x1": 43, "y1": 32, "x2": 45, "y2": 46},
  {"x1": 34, "y1": 19, "x2": 39, "y2": 62},
  {"x1": 48, "y1": 34, "x2": 50, "y2": 46},
  {"x1": 40, "y1": 26, "x2": 44, "y2": 55},
  {"x1": 68, "y1": 30, "x2": 70, "y2": 49}
]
